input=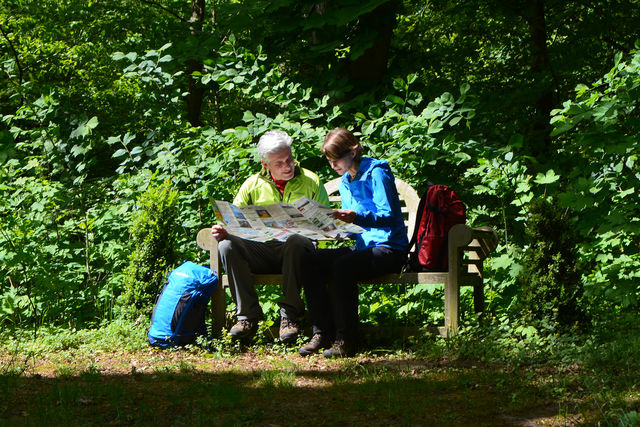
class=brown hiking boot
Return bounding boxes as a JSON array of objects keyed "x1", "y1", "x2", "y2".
[
  {"x1": 322, "y1": 340, "x2": 355, "y2": 358},
  {"x1": 229, "y1": 318, "x2": 259, "y2": 340},
  {"x1": 279, "y1": 317, "x2": 300, "y2": 343},
  {"x1": 299, "y1": 333, "x2": 331, "y2": 356}
]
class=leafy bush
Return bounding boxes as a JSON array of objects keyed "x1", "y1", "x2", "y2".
[
  {"x1": 515, "y1": 198, "x2": 587, "y2": 328},
  {"x1": 550, "y1": 49, "x2": 640, "y2": 311},
  {"x1": 117, "y1": 179, "x2": 181, "y2": 318}
]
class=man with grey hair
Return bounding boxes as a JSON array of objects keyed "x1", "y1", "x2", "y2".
[{"x1": 211, "y1": 130, "x2": 329, "y2": 343}]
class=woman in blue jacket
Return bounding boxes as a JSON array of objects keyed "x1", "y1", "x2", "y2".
[{"x1": 300, "y1": 128, "x2": 408, "y2": 357}]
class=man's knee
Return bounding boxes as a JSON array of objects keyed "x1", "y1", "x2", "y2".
[
  {"x1": 218, "y1": 238, "x2": 235, "y2": 260},
  {"x1": 283, "y1": 234, "x2": 313, "y2": 254}
]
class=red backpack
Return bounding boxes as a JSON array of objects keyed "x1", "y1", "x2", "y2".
[{"x1": 408, "y1": 184, "x2": 466, "y2": 272}]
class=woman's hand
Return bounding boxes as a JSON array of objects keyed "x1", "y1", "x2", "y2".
[
  {"x1": 333, "y1": 209, "x2": 357, "y2": 224},
  {"x1": 211, "y1": 224, "x2": 229, "y2": 241}
]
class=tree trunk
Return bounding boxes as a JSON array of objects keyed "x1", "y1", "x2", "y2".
[
  {"x1": 346, "y1": 0, "x2": 398, "y2": 88},
  {"x1": 524, "y1": 0, "x2": 554, "y2": 160},
  {"x1": 186, "y1": 0, "x2": 206, "y2": 127}
]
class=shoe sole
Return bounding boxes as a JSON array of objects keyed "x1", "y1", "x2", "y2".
[
  {"x1": 230, "y1": 330, "x2": 258, "y2": 340},
  {"x1": 299, "y1": 348, "x2": 315, "y2": 356},
  {"x1": 322, "y1": 350, "x2": 355, "y2": 358},
  {"x1": 279, "y1": 332, "x2": 299, "y2": 344}
]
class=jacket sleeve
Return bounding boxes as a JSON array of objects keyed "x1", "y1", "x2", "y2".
[
  {"x1": 353, "y1": 166, "x2": 398, "y2": 228},
  {"x1": 232, "y1": 176, "x2": 254, "y2": 206},
  {"x1": 314, "y1": 180, "x2": 330, "y2": 206}
]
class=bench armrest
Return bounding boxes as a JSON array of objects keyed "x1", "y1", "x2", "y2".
[{"x1": 197, "y1": 228, "x2": 220, "y2": 273}]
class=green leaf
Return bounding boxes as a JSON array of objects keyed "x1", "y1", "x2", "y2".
[
  {"x1": 387, "y1": 95, "x2": 404, "y2": 105},
  {"x1": 515, "y1": 181, "x2": 530, "y2": 193},
  {"x1": 613, "y1": 162, "x2": 623, "y2": 173},
  {"x1": 70, "y1": 116, "x2": 99, "y2": 139},
  {"x1": 122, "y1": 133, "x2": 135, "y2": 145},
  {"x1": 454, "y1": 152, "x2": 471, "y2": 162},
  {"x1": 86, "y1": 116, "x2": 99, "y2": 129},
  {"x1": 106, "y1": 136, "x2": 121, "y2": 145},
  {"x1": 70, "y1": 144, "x2": 86, "y2": 157},
  {"x1": 534, "y1": 169, "x2": 560, "y2": 184},
  {"x1": 550, "y1": 121, "x2": 574, "y2": 136},
  {"x1": 618, "y1": 187, "x2": 635, "y2": 198},
  {"x1": 558, "y1": 192, "x2": 594, "y2": 210},
  {"x1": 427, "y1": 120, "x2": 443, "y2": 134},
  {"x1": 491, "y1": 253, "x2": 523, "y2": 278}
]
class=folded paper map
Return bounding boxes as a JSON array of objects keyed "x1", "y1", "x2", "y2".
[{"x1": 213, "y1": 197, "x2": 364, "y2": 242}]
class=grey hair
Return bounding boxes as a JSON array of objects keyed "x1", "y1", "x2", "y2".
[{"x1": 256, "y1": 130, "x2": 293, "y2": 163}]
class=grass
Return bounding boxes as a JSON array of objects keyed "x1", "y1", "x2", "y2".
[
  {"x1": 1, "y1": 315, "x2": 639, "y2": 426},
  {"x1": 0, "y1": 359, "x2": 538, "y2": 425}
]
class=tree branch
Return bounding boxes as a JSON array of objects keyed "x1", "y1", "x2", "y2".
[
  {"x1": 0, "y1": 21, "x2": 24, "y2": 86},
  {"x1": 140, "y1": 0, "x2": 189, "y2": 23}
]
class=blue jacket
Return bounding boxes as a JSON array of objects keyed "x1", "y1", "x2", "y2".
[{"x1": 339, "y1": 157, "x2": 409, "y2": 251}]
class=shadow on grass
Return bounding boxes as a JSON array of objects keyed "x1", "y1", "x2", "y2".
[{"x1": 0, "y1": 360, "x2": 563, "y2": 427}]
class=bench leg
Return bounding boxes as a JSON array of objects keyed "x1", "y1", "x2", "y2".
[
  {"x1": 473, "y1": 284, "x2": 485, "y2": 314},
  {"x1": 443, "y1": 279, "x2": 459, "y2": 337}
]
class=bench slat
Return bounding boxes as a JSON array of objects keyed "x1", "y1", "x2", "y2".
[{"x1": 219, "y1": 272, "x2": 456, "y2": 288}]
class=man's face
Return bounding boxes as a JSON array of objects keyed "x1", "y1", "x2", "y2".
[{"x1": 262, "y1": 147, "x2": 295, "y2": 181}]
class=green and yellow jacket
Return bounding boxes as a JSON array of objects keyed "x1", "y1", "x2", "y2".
[{"x1": 233, "y1": 165, "x2": 329, "y2": 207}]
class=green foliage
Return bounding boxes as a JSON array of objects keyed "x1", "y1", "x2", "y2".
[
  {"x1": 1, "y1": 0, "x2": 639, "y2": 336},
  {"x1": 0, "y1": 92, "x2": 134, "y2": 326},
  {"x1": 550, "y1": 49, "x2": 640, "y2": 310},
  {"x1": 515, "y1": 198, "x2": 586, "y2": 328},
  {"x1": 117, "y1": 180, "x2": 181, "y2": 317}
]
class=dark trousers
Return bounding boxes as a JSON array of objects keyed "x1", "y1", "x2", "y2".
[{"x1": 303, "y1": 246, "x2": 406, "y2": 342}]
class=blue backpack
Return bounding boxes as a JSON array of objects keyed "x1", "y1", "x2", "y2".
[{"x1": 148, "y1": 261, "x2": 218, "y2": 348}]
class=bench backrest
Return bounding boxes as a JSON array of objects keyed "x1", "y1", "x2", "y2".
[{"x1": 323, "y1": 177, "x2": 421, "y2": 241}]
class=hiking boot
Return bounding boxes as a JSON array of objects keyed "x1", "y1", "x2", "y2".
[
  {"x1": 229, "y1": 318, "x2": 259, "y2": 340},
  {"x1": 299, "y1": 333, "x2": 331, "y2": 356},
  {"x1": 279, "y1": 317, "x2": 301, "y2": 343},
  {"x1": 322, "y1": 340, "x2": 355, "y2": 358}
]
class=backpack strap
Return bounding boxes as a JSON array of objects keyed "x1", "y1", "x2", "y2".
[{"x1": 407, "y1": 183, "x2": 433, "y2": 253}]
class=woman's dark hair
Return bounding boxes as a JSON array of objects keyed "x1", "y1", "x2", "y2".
[{"x1": 322, "y1": 128, "x2": 363, "y2": 161}]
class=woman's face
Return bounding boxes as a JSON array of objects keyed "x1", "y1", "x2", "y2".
[{"x1": 327, "y1": 150, "x2": 356, "y2": 176}]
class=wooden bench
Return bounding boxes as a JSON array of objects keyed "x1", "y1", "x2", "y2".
[{"x1": 196, "y1": 178, "x2": 498, "y2": 337}]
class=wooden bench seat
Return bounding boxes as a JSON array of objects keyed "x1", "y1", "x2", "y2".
[{"x1": 197, "y1": 178, "x2": 498, "y2": 337}]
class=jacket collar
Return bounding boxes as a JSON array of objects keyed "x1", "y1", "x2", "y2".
[{"x1": 342, "y1": 157, "x2": 374, "y2": 185}]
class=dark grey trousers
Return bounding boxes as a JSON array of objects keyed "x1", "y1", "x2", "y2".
[{"x1": 218, "y1": 233, "x2": 314, "y2": 321}]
